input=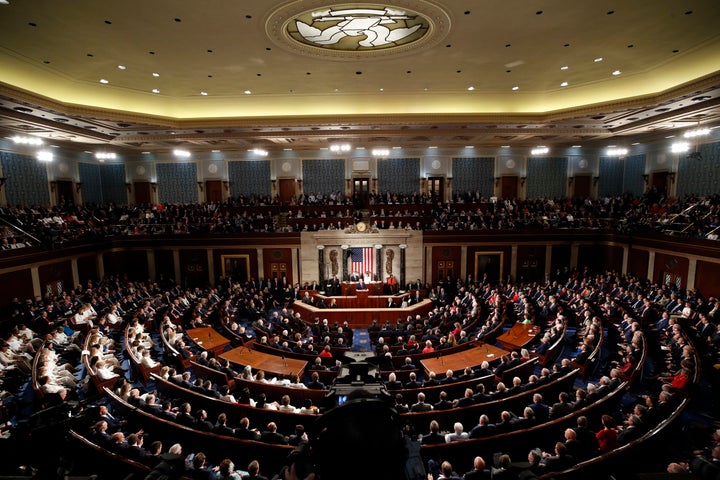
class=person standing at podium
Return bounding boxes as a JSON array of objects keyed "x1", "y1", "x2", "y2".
[{"x1": 357, "y1": 278, "x2": 368, "y2": 291}]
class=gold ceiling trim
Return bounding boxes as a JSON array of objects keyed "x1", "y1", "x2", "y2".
[{"x1": 1, "y1": 72, "x2": 719, "y2": 130}]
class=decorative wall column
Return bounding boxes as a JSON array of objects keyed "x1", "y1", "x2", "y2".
[
  {"x1": 545, "y1": 247, "x2": 552, "y2": 281},
  {"x1": 257, "y1": 248, "x2": 265, "y2": 279},
  {"x1": 147, "y1": 250, "x2": 156, "y2": 282},
  {"x1": 375, "y1": 244, "x2": 383, "y2": 281},
  {"x1": 71, "y1": 258, "x2": 79, "y2": 288},
  {"x1": 317, "y1": 245, "x2": 325, "y2": 284},
  {"x1": 621, "y1": 246, "x2": 629, "y2": 275},
  {"x1": 510, "y1": 245, "x2": 518, "y2": 283},
  {"x1": 687, "y1": 258, "x2": 697, "y2": 290},
  {"x1": 341, "y1": 245, "x2": 349, "y2": 281},
  {"x1": 399, "y1": 244, "x2": 407, "y2": 289},
  {"x1": 206, "y1": 249, "x2": 214, "y2": 285},
  {"x1": 31, "y1": 266, "x2": 41, "y2": 300},
  {"x1": 96, "y1": 253, "x2": 105, "y2": 280},
  {"x1": 647, "y1": 251, "x2": 655, "y2": 282},
  {"x1": 173, "y1": 250, "x2": 181, "y2": 286}
]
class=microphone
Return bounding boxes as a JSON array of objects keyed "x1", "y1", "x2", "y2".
[
  {"x1": 282, "y1": 354, "x2": 287, "y2": 367},
  {"x1": 486, "y1": 345, "x2": 489, "y2": 353}
]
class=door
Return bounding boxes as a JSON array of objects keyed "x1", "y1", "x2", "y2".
[
  {"x1": 205, "y1": 180, "x2": 223, "y2": 203},
  {"x1": 353, "y1": 177, "x2": 370, "y2": 208},
  {"x1": 279, "y1": 178, "x2": 296, "y2": 205},
  {"x1": 573, "y1": 175, "x2": 591, "y2": 199},
  {"x1": 428, "y1": 176, "x2": 445, "y2": 203},
  {"x1": 652, "y1": 171, "x2": 669, "y2": 196},
  {"x1": 501, "y1": 176, "x2": 518, "y2": 199},
  {"x1": 134, "y1": 181, "x2": 152, "y2": 205},
  {"x1": 55, "y1": 180, "x2": 74, "y2": 206}
]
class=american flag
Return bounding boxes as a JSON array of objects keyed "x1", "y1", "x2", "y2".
[{"x1": 350, "y1": 247, "x2": 374, "y2": 278}]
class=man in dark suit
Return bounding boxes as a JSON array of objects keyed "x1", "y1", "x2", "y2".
[
  {"x1": 404, "y1": 372, "x2": 423, "y2": 389},
  {"x1": 213, "y1": 413, "x2": 236, "y2": 437},
  {"x1": 549, "y1": 392, "x2": 574, "y2": 420},
  {"x1": 260, "y1": 422, "x2": 288, "y2": 445},
  {"x1": 433, "y1": 391, "x2": 454, "y2": 411},
  {"x1": 384, "y1": 372, "x2": 403, "y2": 390},
  {"x1": 410, "y1": 392, "x2": 433, "y2": 412},
  {"x1": 469, "y1": 414, "x2": 495, "y2": 439},
  {"x1": 463, "y1": 456, "x2": 492, "y2": 480},
  {"x1": 528, "y1": 393, "x2": 550, "y2": 422},
  {"x1": 234, "y1": 417, "x2": 260, "y2": 441}
]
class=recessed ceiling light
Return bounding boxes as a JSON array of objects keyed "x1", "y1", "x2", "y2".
[
  {"x1": 631, "y1": 142, "x2": 640, "y2": 146},
  {"x1": 283, "y1": 148, "x2": 293, "y2": 151},
  {"x1": 501, "y1": 145, "x2": 510, "y2": 148},
  {"x1": 152, "y1": 88, "x2": 160, "y2": 94},
  {"x1": 665, "y1": 135, "x2": 675, "y2": 139},
  {"x1": 173, "y1": 149, "x2": 191, "y2": 158},
  {"x1": 142, "y1": 151, "x2": 151, "y2": 154},
  {"x1": 392, "y1": 146, "x2": 402, "y2": 150},
  {"x1": 465, "y1": 146, "x2": 474, "y2": 149},
  {"x1": 512, "y1": 86, "x2": 519, "y2": 91},
  {"x1": 612, "y1": 70, "x2": 622, "y2": 76},
  {"x1": 36, "y1": 151, "x2": 54, "y2": 162},
  {"x1": 99, "y1": 78, "x2": 109, "y2": 84},
  {"x1": 211, "y1": 149, "x2": 220, "y2": 153},
  {"x1": 152, "y1": 72, "x2": 160, "y2": 77},
  {"x1": 594, "y1": 57, "x2": 603, "y2": 62},
  {"x1": 428, "y1": 146, "x2": 437, "y2": 149},
  {"x1": 467, "y1": 86, "x2": 475, "y2": 91},
  {"x1": 117, "y1": 65, "x2": 126, "y2": 70},
  {"x1": 200, "y1": 91, "x2": 208, "y2": 96},
  {"x1": 560, "y1": 66, "x2": 569, "y2": 70},
  {"x1": 244, "y1": 90, "x2": 251, "y2": 94},
  {"x1": 560, "y1": 81, "x2": 569, "y2": 87},
  {"x1": 379, "y1": 88, "x2": 384, "y2": 92},
  {"x1": 531, "y1": 146, "x2": 549, "y2": 155},
  {"x1": 572, "y1": 145, "x2": 582, "y2": 148},
  {"x1": 0, "y1": 1, "x2": 10, "y2": 5}
]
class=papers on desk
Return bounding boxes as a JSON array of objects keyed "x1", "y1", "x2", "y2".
[
  {"x1": 197, "y1": 341, "x2": 203, "y2": 345},
  {"x1": 487, "y1": 353, "x2": 495, "y2": 357}
]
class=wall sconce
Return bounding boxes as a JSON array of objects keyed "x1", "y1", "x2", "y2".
[
  {"x1": 520, "y1": 177, "x2": 527, "y2": 187},
  {"x1": 126, "y1": 183, "x2": 132, "y2": 193},
  {"x1": 197, "y1": 181, "x2": 204, "y2": 192},
  {"x1": 150, "y1": 182, "x2": 157, "y2": 192},
  {"x1": 223, "y1": 181, "x2": 230, "y2": 191},
  {"x1": 49, "y1": 181, "x2": 57, "y2": 192},
  {"x1": 642, "y1": 174, "x2": 649, "y2": 185},
  {"x1": 0, "y1": 177, "x2": 6, "y2": 190},
  {"x1": 75, "y1": 182, "x2": 83, "y2": 193},
  {"x1": 593, "y1": 176, "x2": 600, "y2": 186},
  {"x1": 568, "y1": 176, "x2": 574, "y2": 187},
  {"x1": 494, "y1": 177, "x2": 501, "y2": 187},
  {"x1": 668, "y1": 172, "x2": 676, "y2": 184}
]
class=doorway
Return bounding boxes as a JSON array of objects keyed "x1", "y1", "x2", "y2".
[
  {"x1": 353, "y1": 177, "x2": 370, "y2": 208},
  {"x1": 205, "y1": 180, "x2": 223, "y2": 203},
  {"x1": 652, "y1": 171, "x2": 669, "y2": 196},
  {"x1": 573, "y1": 175, "x2": 591, "y2": 199},
  {"x1": 55, "y1": 180, "x2": 74, "y2": 206},
  {"x1": 134, "y1": 182, "x2": 152, "y2": 205},
  {"x1": 278, "y1": 178, "x2": 296, "y2": 205},
  {"x1": 501, "y1": 176, "x2": 518, "y2": 199},
  {"x1": 428, "y1": 176, "x2": 445, "y2": 203}
]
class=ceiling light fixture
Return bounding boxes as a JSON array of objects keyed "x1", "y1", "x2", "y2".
[
  {"x1": 99, "y1": 79, "x2": 109, "y2": 84},
  {"x1": 612, "y1": 70, "x2": 622, "y2": 76},
  {"x1": 211, "y1": 149, "x2": 221, "y2": 153},
  {"x1": 173, "y1": 149, "x2": 191, "y2": 158},
  {"x1": 11, "y1": 135, "x2": 43, "y2": 145},
  {"x1": 330, "y1": 143, "x2": 351, "y2": 152},
  {"x1": 683, "y1": 127, "x2": 710, "y2": 138},
  {"x1": 244, "y1": 90, "x2": 252, "y2": 95},
  {"x1": 152, "y1": 72, "x2": 160, "y2": 77},
  {"x1": 512, "y1": 86, "x2": 519, "y2": 91},
  {"x1": 117, "y1": 65, "x2": 126, "y2": 70},
  {"x1": 606, "y1": 147, "x2": 628, "y2": 156},
  {"x1": 671, "y1": 142, "x2": 689, "y2": 153},
  {"x1": 95, "y1": 152, "x2": 117, "y2": 160},
  {"x1": 572, "y1": 145, "x2": 582, "y2": 148},
  {"x1": 36, "y1": 150, "x2": 54, "y2": 162},
  {"x1": 560, "y1": 66, "x2": 569, "y2": 70},
  {"x1": 531, "y1": 146, "x2": 549, "y2": 155},
  {"x1": 467, "y1": 86, "x2": 475, "y2": 91},
  {"x1": 560, "y1": 81, "x2": 569, "y2": 87},
  {"x1": 200, "y1": 91, "x2": 208, "y2": 96},
  {"x1": 251, "y1": 148, "x2": 268, "y2": 156},
  {"x1": 372, "y1": 148, "x2": 390, "y2": 156},
  {"x1": 152, "y1": 88, "x2": 160, "y2": 94},
  {"x1": 594, "y1": 57, "x2": 603, "y2": 62}
]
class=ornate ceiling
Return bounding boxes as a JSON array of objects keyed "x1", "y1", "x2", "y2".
[{"x1": 0, "y1": 0, "x2": 719, "y2": 157}]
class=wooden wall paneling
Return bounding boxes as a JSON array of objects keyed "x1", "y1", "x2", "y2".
[
  {"x1": 154, "y1": 250, "x2": 176, "y2": 285},
  {"x1": 77, "y1": 255, "x2": 99, "y2": 285},
  {"x1": 179, "y1": 249, "x2": 209, "y2": 287},
  {"x1": 516, "y1": 245, "x2": 546, "y2": 283},
  {"x1": 263, "y1": 248, "x2": 292, "y2": 284},
  {"x1": 551, "y1": 244, "x2": 571, "y2": 274},
  {"x1": 577, "y1": 244, "x2": 623, "y2": 275},
  {"x1": 38, "y1": 260, "x2": 73, "y2": 299},
  {"x1": 653, "y1": 252, "x2": 689, "y2": 290},
  {"x1": 432, "y1": 246, "x2": 461, "y2": 285},
  {"x1": 695, "y1": 260, "x2": 720, "y2": 298},
  {"x1": 0, "y1": 269, "x2": 34, "y2": 306},
  {"x1": 103, "y1": 251, "x2": 149, "y2": 281},
  {"x1": 628, "y1": 248, "x2": 649, "y2": 278}
]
